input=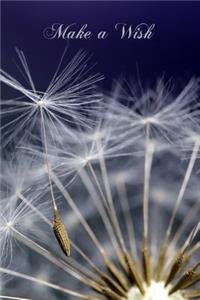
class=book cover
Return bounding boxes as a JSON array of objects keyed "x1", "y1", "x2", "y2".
[{"x1": 1, "y1": 1, "x2": 200, "y2": 300}]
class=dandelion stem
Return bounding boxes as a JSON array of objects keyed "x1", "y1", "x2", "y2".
[
  {"x1": 183, "y1": 289, "x2": 200, "y2": 298},
  {"x1": 40, "y1": 107, "x2": 57, "y2": 211},
  {"x1": 87, "y1": 161, "x2": 125, "y2": 257},
  {"x1": 71, "y1": 241, "x2": 127, "y2": 296},
  {"x1": 164, "y1": 223, "x2": 200, "y2": 287},
  {"x1": 40, "y1": 107, "x2": 72, "y2": 256},
  {"x1": 142, "y1": 122, "x2": 154, "y2": 285},
  {"x1": 116, "y1": 179, "x2": 138, "y2": 261},
  {"x1": 85, "y1": 161, "x2": 129, "y2": 269},
  {"x1": 87, "y1": 161, "x2": 109, "y2": 211},
  {"x1": 15, "y1": 190, "x2": 106, "y2": 283},
  {"x1": 172, "y1": 200, "x2": 200, "y2": 247},
  {"x1": 0, "y1": 268, "x2": 91, "y2": 299},
  {"x1": 167, "y1": 140, "x2": 200, "y2": 242},
  {"x1": 175, "y1": 243, "x2": 200, "y2": 275},
  {"x1": 96, "y1": 138, "x2": 127, "y2": 258},
  {"x1": 0, "y1": 296, "x2": 31, "y2": 300},
  {"x1": 9, "y1": 226, "x2": 101, "y2": 289},
  {"x1": 181, "y1": 222, "x2": 200, "y2": 253},
  {"x1": 50, "y1": 170, "x2": 106, "y2": 258},
  {"x1": 156, "y1": 140, "x2": 200, "y2": 280},
  {"x1": 169, "y1": 267, "x2": 200, "y2": 295},
  {"x1": 50, "y1": 170, "x2": 133, "y2": 294},
  {"x1": 79, "y1": 166, "x2": 122, "y2": 259}
]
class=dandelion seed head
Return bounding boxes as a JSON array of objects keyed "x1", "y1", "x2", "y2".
[
  {"x1": 37, "y1": 98, "x2": 48, "y2": 108},
  {"x1": 1, "y1": 50, "x2": 200, "y2": 300},
  {"x1": 1, "y1": 48, "x2": 103, "y2": 146},
  {"x1": 127, "y1": 282, "x2": 186, "y2": 300},
  {"x1": 140, "y1": 116, "x2": 159, "y2": 125},
  {"x1": 93, "y1": 130, "x2": 104, "y2": 141},
  {"x1": 6, "y1": 221, "x2": 13, "y2": 228}
]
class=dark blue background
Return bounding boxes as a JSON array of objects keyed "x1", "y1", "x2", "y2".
[{"x1": 2, "y1": 1, "x2": 200, "y2": 90}]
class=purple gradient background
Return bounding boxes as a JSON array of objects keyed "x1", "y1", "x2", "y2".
[
  {"x1": 1, "y1": 2, "x2": 200, "y2": 298},
  {"x1": 2, "y1": 1, "x2": 200, "y2": 90}
]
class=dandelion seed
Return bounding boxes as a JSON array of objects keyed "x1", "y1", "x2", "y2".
[
  {"x1": 53, "y1": 208, "x2": 71, "y2": 257},
  {"x1": 0, "y1": 48, "x2": 103, "y2": 146}
]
